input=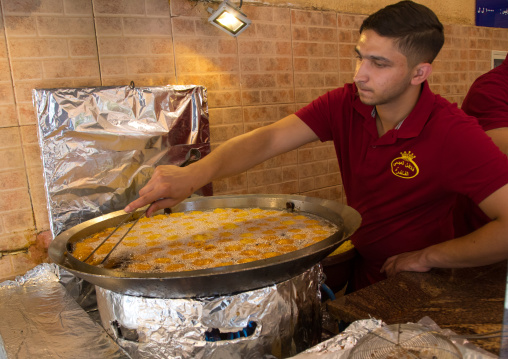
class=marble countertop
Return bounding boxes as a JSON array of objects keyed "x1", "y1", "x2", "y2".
[{"x1": 326, "y1": 261, "x2": 507, "y2": 356}]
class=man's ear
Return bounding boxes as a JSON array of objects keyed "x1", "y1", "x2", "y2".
[{"x1": 411, "y1": 63, "x2": 432, "y2": 85}]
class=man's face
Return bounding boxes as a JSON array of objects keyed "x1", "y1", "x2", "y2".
[{"x1": 353, "y1": 29, "x2": 414, "y2": 107}]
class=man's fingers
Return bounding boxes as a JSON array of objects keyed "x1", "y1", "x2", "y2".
[{"x1": 146, "y1": 198, "x2": 179, "y2": 217}]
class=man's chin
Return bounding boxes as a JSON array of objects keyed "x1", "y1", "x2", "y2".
[{"x1": 358, "y1": 94, "x2": 376, "y2": 106}]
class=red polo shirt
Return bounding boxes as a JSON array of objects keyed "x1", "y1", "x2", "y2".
[
  {"x1": 296, "y1": 81, "x2": 508, "y2": 290},
  {"x1": 454, "y1": 54, "x2": 508, "y2": 237}
]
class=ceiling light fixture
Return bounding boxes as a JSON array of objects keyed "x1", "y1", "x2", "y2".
[{"x1": 207, "y1": 0, "x2": 251, "y2": 37}]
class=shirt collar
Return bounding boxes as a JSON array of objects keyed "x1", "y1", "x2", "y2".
[{"x1": 353, "y1": 81, "x2": 436, "y2": 141}]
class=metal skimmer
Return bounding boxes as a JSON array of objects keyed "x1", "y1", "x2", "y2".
[{"x1": 83, "y1": 148, "x2": 201, "y2": 266}]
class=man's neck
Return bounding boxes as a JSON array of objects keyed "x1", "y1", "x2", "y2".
[{"x1": 375, "y1": 84, "x2": 422, "y2": 136}]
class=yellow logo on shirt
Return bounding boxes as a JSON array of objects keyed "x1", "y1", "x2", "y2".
[{"x1": 391, "y1": 151, "x2": 419, "y2": 179}]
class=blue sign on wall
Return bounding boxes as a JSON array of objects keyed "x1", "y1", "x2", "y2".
[{"x1": 476, "y1": 0, "x2": 508, "y2": 28}]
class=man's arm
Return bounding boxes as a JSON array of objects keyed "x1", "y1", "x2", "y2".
[
  {"x1": 381, "y1": 182, "x2": 508, "y2": 276},
  {"x1": 125, "y1": 114, "x2": 319, "y2": 216}
]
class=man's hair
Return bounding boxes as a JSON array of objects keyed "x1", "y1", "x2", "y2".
[{"x1": 360, "y1": 1, "x2": 444, "y2": 66}]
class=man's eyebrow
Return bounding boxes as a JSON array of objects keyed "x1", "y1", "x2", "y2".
[{"x1": 354, "y1": 47, "x2": 393, "y2": 64}]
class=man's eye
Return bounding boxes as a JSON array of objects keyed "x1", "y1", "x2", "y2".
[{"x1": 373, "y1": 62, "x2": 386, "y2": 68}]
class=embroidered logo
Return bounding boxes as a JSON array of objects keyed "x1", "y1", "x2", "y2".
[{"x1": 391, "y1": 151, "x2": 419, "y2": 179}]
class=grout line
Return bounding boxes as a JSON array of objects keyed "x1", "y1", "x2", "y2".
[
  {"x1": 90, "y1": 0, "x2": 103, "y2": 86},
  {"x1": 169, "y1": 1, "x2": 179, "y2": 84},
  {"x1": 287, "y1": 7, "x2": 302, "y2": 196}
]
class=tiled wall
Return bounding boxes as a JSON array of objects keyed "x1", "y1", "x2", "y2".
[{"x1": 0, "y1": 0, "x2": 507, "y2": 281}]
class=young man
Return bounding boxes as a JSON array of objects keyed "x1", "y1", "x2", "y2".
[
  {"x1": 125, "y1": 1, "x2": 508, "y2": 291},
  {"x1": 453, "y1": 53, "x2": 508, "y2": 237}
]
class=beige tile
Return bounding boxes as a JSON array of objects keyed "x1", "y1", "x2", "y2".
[
  {"x1": 42, "y1": 59, "x2": 100, "y2": 78},
  {"x1": 251, "y1": 155, "x2": 283, "y2": 171},
  {"x1": 2, "y1": 210, "x2": 35, "y2": 234},
  {"x1": 71, "y1": 77, "x2": 102, "y2": 87},
  {"x1": 315, "y1": 173, "x2": 341, "y2": 188},
  {"x1": 23, "y1": 143, "x2": 43, "y2": 168},
  {"x1": 282, "y1": 165, "x2": 298, "y2": 182},
  {"x1": 0, "y1": 169, "x2": 28, "y2": 191},
  {"x1": 94, "y1": 16, "x2": 123, "y2": 35},
  {"x1": 0, "y1": 127, "x2": 22, "y2": 149},
  {"x1": 146, "y1": 0, "x2": 170, "y2": 16},
  {"x1": 208, "y1": 107, "x2": 243, "y2": 125},
  {"x1": 249, "y1": 181, "x2": 298, "y2": 195},
  {"x1": 299, "y1": 176, "x2": 315, "y2": 192},
  {"x1": 170, "y1": 0, "x2": 209, "y2": 17},
  {"x1": 243, "y1": 106, "x2": 279, "y2": 122},
  {"x1": 209, "y1": 123, "x2": 244, "y2": 143},
  {"x1": 7, "y1": 38, "x2": 69, "y2": 58},
  {"x1": 37, "y1": 16, "x2": 95, "y2": 36},
  {"x1": 171, "y1": 17, "x2": 196, "y2": 36},
  {"x1": 0, "y1": 83, "x2": 15, "y2": 104},
  {"x1": 0, "y1": 255, "x2": 15, "y2": 281},
  {"x1": 26, "y1": 168, "x2": 51, "y2": 230},
  {"x1": 17, "y1": 103, "x2": 38, "y2": 126},
  {"x1": 0, "y1": 188, "x2": 32, "y2": 212},
  {"x1": 148, "y1": 38, "x2": 173, "y2": 55},
  {"x1": 126, "y1": 57, "x2": 174, "y2": 74},
  {"x1": 98, "y1": 37, "x2": 150, "y2": 55},
  {"x1": 4, "y1": 16, "x2": 37, "y2": 37},
  {"x1": 0, "y1": 59, "x2": 11, "y2": 82},
  {"x1": 0, "y1": 105, "x2": 18, "y2": 127},
  {"x1": 10, "y1": 60, "x2": 43, "y2": 80},
  {"x1": 177, "y1": 73, "x2": 222, "y2": 91},
  {"x1": 174, "y1": 37, "x2": 221, "y2": 55},
  {"x1": 211, "y1": 178, "x2": 227, "y2": 193},
  {"x1": 11, "y1": 250, "x2": 42, "y2": 276},
  {"x1": 327, "y1": 157, "x2": 341, "y2": 173},
  {"x1": 69, "y1": 38, "x2": 98, "y2": 57},
  {"x1": 123, "y1": 17, "x2": 171, "y2": 36},
  {"x1": 298, "y1": 161, "x2": 329, "y2": 179},
  {"x1": 64, "y1": 0, "x2": 93, "y2": 15},
  {"x1": 225, "y1": 173, "x2": 247, "y2": 190},
  {"x1": 100, "y1": 57, "x2": 127, "y2": 76},
  {"x1": 15, "y1": 80, "x2": 72, "y2": 103},
  {"x1": 2, "y1": 0, "x2": 64, "y2": 14},
  {"x1": 93, "y1": 0, "x2": 145, "y2": 15},
  {"x1": 0, "y1": 148, "x2": 25, "y2": 171},
  {"x1": 0, "y1": 232, "x2": 31, "y2": 251}
]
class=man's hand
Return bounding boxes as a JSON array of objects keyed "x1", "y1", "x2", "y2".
[
  {"x1": 124, "y1": 165, "x2": 198, "y2": 217},
  {"x1": 380, "y1": 250, "x2": 432, "y2": 277}
]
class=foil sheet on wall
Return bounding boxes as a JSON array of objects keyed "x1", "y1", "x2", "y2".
[
  {"x1": 32, "y1": 84, "x2": 211, "y2": 238},
  {"x1": 96, "y1": 265, "x2": 324, "y2": 359}
]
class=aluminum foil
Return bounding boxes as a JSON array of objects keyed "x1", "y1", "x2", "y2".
[
  {"x1": 96, "y1": 265, "x2": 324, "y2": 359},
  {"x1": 32, "y1": 84, "x2": 211, "y2": 238},
  {"x1": 0, "y1": 263, "x2": 130, "y2": 359},
  {"x1": 289, "y1": 317, "x2": 498, "y2": 359}
]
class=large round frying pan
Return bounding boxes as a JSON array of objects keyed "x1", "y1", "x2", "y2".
[{"x1": 49, "y1": 194, "x2": 361, "y2": 298}]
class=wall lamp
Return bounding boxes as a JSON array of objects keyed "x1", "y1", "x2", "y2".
[{"x1": 207, "y1": 0, "x2": 251, "y2": 37}]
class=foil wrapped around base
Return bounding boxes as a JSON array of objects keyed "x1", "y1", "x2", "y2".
[
  {"x1": 0, "y1": 264, "x2": 129, "y2": 359},
  {"x1": 96, "y1": 265, "x2": 324, "y2": 359}
]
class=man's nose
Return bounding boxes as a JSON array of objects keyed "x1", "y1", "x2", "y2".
[{"x1": 353, "y1": 59, "x2": 367, "y2": 83}]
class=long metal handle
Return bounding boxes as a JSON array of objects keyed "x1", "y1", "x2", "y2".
[
  {"x1": 99, "y1": 212, "x2": 145, "y2": 265},
  {"x1": 82, "y1": 210, "x2": 136, "y2": 263},
  {"x1": 83, "y1": 148, "x2": 202, "y2": 265}
]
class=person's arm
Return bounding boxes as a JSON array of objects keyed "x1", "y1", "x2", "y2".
[
  {"x1": 381, "y1": 182, "x2": 508, "y2": 276},
  {"x1": 125, "y1": 114, "x2": 319, "y2": 216},
  {"x1": 486, "y1": 127, "x2": 508, "y2": 155}
]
